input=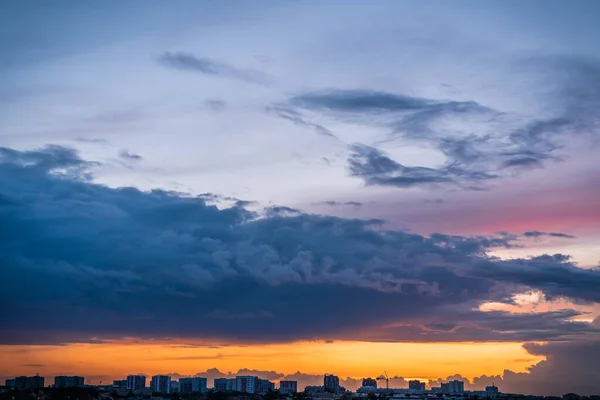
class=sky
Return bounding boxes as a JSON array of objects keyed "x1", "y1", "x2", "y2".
[{"x1": 1, "y1": 0, "x2": 600, "y2": 396}]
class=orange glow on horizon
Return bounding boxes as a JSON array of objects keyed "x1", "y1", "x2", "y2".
[{"x1": 1, "y1": 340, "x2": 543, "y2": 384}]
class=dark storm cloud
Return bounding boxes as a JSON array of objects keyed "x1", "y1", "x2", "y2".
[
  {"x1": 347, "y1": 144, "x2": 496, "y2": 189},
  {"x1": 472, "y1": 254, "x2": 600, "y2": 302},
  {"x1": 523, "y1": 231, "x2": 576, "y2": 239},
  {"x1": 375, "y1": 309, "x2": 600, "y2": 343},
  {"x1": 0, "y1": 145, "x2": 599, "y2": 345},
  {"x1": 158, "y1": 52, "x2": 270, "y2": 85},
  {"x1": 119, "y1": 150, "x2": 143, "y2": 161}
]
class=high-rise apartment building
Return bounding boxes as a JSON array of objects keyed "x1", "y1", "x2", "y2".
[
  {"x1": 113, "y1": 380, "x2": 127, "y2": 388},
  {"x1": 279, "y1": 380, "x2": 298, "y2": 394},
  {"x1": 258, "y1": 379, "x2": 275, "y2": 394},
  {"x1": 485, "y1": 385, "x2": 499, "y2": 398},
  {"x1": 446, "y1": 380, "x2": 464, "y2": 394},
  {"x1": 324, "y1": 374, "x2": 340, "y2": 393},
  {"x1": 126, "y1": 375, "x2": 146, "y2": 391},
  {"x1": 409, "y1": 380, "x2": 426, "y2": 391},
  {"x1": 214, "y1": 378, "x2": 237, "y2": 392},
  {"x1": 12, "y1": 376, "x2": 45, "y2": 390},
  {"x1": 54, "y1": 376, "x2": 84, "y2": 388},
  {"x1": 179, "y1": 377, "x2": 207, "y2": 393},
  {"x1": 236, "y1": 376, "x2": 259, "y2": 394},
  {"x1": 151, "y1": 375, "x2": 171, "y2": 394},
  {"x1": 362, "y1": 378, "x2": 377, "y2": 388}
]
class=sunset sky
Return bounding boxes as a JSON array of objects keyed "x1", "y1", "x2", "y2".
[{"x1": 1, "y1": 0, "x2": 600, "y2": 397}]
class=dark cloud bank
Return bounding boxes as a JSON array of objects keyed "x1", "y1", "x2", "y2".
[{"x1": 1, "y1": 146, "x2": 600, "y2": 395}]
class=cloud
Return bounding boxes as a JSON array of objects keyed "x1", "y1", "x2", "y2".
[
  {"x1": 0, "y1": 145, "x2": 599, "y2": 347},
  {"x1": 158, "y1": 52, "x2": 270, "y2": 85},
  {"x1": 471, "y1": 254, "x2": 600, "y2": 303},
  {"x1": 73, "y1": 137, "x2": 110, "y2": 146},
  {"x1": 442, "y1": 340, "x2": 600, "y2": 396},
  {"x1": 290, "y1": 89, "x2": 488, "y2": 115},
  {"x1": 287, "y1": 59, "x2": 600, "y2": 189},
  {"x1": 523, "y1": 231, "x2": 576, "y2": 239},
  {"x1": 347, "y1": 144, "x2": 496, "y2": 189},
  {"x1": 312, "y1": 201, "x2": 363, "y2": 207},
  {"x1": 119, "y1": 150, "x2": 143, "y2": 161},
  {"x1": 205, "y1": 99, "x2": 227, "y2": 112},
  {"x1": 266, "y1": 105, "x2": 338, "y2": 139}
]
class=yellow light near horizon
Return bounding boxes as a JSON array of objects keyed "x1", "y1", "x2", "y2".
[{"x1": 0, "y1": 340, "x2": 543, "y2": 383}]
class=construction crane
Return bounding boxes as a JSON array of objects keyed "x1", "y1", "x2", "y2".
[{"x1": 376, "y1": 371, "x2": 390, "y2": 389}]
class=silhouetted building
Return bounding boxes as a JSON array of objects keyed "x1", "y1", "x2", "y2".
[
  {"x1": 445, "y1": 380, "x2": 463, "y2": 394},
  {"x1": 113, "y1": 380, "x2": 127, "y2": 388},
  {"x1": 279, "y1": 380, "x2": 298, "y2": 394},
  {"x1": 324, "y1": 374, "x2": 340, "y2": 393},
  {"x1": 13, "y1": 376, "x2": 45, "y2": 390},
  {"x1": 362, "y1": 378, "x2": 377, "y2": 388},
  {"x1": 127, "y1": 375, "x2": 146, "y2": 391},
  {"x1": 485, "y1": 385, "x2": 499, "y2": 398},
  {"x1": 236, "y1": 376, "x2": 259, "y2": 394},
  {"x1": 258, "y1": 379, "x2": 275, "y2": 394},
  {"x1": 151, "y1": 375, "x2": 171, "y2": 394},
  {"x1": 54, "y1": 376, "x2": 84, "y2": 388},
  {"x1": 170, "y1": 381, "x2": 179, "y2": 393},
  {"x1": 214, "y1": 378, "x2": 236, "y2": 392},
  {"x1": 179, "y1": 377, "x2": 207, "y2": 393},
  {"x1": 563, "y1": 394, "x2": 580, "y2": 400},
  {"x1": 5, "y1": 379, "x2": 15, "y2": 388},
  {"x1": 409, "y1": 380, "x2": 425, "y2": 391}
]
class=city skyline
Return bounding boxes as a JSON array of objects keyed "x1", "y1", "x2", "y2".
[
  {"x1": 2, "y1": 372, "x2": 491, "y2": 393},
  {"x1": 1, "y1": 1, "x2": 600, "y2": 398}
]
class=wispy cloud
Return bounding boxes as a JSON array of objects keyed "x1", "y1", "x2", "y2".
[
  {"x1": 158, "y1": 52, "x2": 271, "y2": 85},
  {"x1": 266, "y1": 104, "x2": 338, "y2": 139},
  {"x1": 524, "y1": 231, "x2": 576, "y2": 239},
  {"x1": 347, "y1": 143, "x2": 496, "y2": 189},
  {"x1": 119, "y1": 150, "x2": 143, "y2": 161},
  {"x1": 312, "y1": 200, "x2": 363, "y2": 207}
]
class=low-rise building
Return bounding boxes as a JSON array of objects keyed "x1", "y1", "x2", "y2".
[
  {"x1": 113, "y1": 380, "x2": 127, "y2": 388},
  {"x1": 362, "y1": 378, "x2": 377, "y2": 389},
  {"x1": 408, "y1": 380, "x2": 425, "y2": 392}
]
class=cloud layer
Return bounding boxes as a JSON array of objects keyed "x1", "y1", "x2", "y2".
[{"x1": 1, "y1": 145, "x2": 598, "y2": 348}]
